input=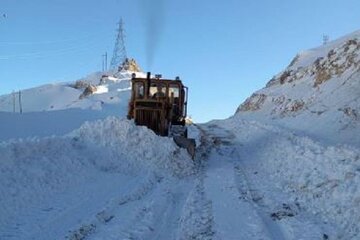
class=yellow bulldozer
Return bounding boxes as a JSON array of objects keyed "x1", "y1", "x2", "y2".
[{"x1": 127, "y1": 72, "x2": 196, "y2": 158}]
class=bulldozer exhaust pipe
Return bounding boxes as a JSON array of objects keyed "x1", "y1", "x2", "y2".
[{"x1": 146, "y1": 72, "x2": 151, "y2": 97}]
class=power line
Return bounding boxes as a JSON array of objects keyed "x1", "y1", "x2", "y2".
[
  {"x1": 0, "y1": 38, "x2": 102, "y2": 60},
  {"x1": 110, "y1": 18, "x2": 127, "y2": 69},
  {"x1": 0, "y1": 32, "x2": 112, "y2": 45},
  {"x1": 102, "y1": 52, "x2": 108, "y2": 71},
  {"x1": 19, "y1": 90, "x2": 22, "y2": 114}
]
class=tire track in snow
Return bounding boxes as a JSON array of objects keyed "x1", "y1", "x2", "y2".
[
  {"x1": 117, "y1": 180, "x2": 183, "y2": 240},
  {"x1": 233, "y1": 162, "x2": 288, "y2": 240},
  {"x1": 86, "y1": 177, "x2": 191, "y2": 240},
  {"x1": 198, "y1": 123, "x2": 287, "y2": 240},
  {"x1": 116, "y1": 188, "x2": 170, "y2": 239},
  {"x1": 226, "y1": 120, "x2": 333, "y2": 239},
  {"x1": 64, "y1": 173, "x2": 161, "y2": 240},
  {"x1": 114, "y1": 126, "x2": 216, "y2": 240},
  {"x1": 232, "y1": 149, "x2": 330, "y2": 239},
  {"x1": 177, "y1": 168, "x2": 215, "y2": 240},
  {"x1": 176, "y1": 125, "x2": 215, "y2": 240}
]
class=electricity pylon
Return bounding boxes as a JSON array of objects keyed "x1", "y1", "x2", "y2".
[{"x1": 110, "y1": 18, "x2": 127, "y2": 69}]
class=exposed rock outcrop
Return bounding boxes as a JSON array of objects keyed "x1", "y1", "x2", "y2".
[
  {"x1": 79, "y1": 85, "x2": 97, "y2": 99},
  {"x1": 237, "y1": 94, "x2": 267, "y2": 112},
  {"x1": 235, "y1": 30, "x2": 360, "y2": 146},
  {"x1": 264, "y1": 38, "x2": 360, "y2": 89},
  {"x1": 118, "y1": 58, "x2": 141, "y2": 72}
]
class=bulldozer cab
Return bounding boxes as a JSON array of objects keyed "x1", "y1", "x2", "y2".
[{"x1": 128, "y1": 72, "x2": 188, "y2": 136}]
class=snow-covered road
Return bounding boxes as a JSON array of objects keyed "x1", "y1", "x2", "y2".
[{"x1": 196, "y1": 123, "x2": 330, "y2": 240}]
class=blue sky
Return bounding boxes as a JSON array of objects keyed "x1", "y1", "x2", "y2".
[{"x1": 1, "y1": 0, "x2": 360, "y2": 122}]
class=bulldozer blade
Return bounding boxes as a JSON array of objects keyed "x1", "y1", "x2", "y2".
[{"x1": 173, "y1": 136, "x2": 196, "y2": 160}]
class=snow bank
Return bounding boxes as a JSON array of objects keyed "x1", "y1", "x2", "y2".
[
  {"x1": 0, "y1": 117, "x2": 193, "y2": 238},
  {"x1": 219, "y1": 116, "x2": 360, "y2": 239},
  {"x1": 70, "y1": 117, "x2": 194, "y2": 177}
]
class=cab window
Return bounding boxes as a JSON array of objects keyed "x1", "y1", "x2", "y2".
[
  {"x1": 150, "y1": 83, "x2": 166, "y2": 98},
  {"x1": 169, "y1": 84, "x2": 180, "y2": 98},
  {"x1": 134, "y1": 82, "x2": 144, "y2": 98}
]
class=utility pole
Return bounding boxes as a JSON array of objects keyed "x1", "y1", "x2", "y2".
[
  {"x1": 18, "y1": 90, "x2": 22, "y2": 114},
  {"x1": 105, "y1": 52, "x2": 107, "y2": 71},
  {"x1": 102, "y1": 52, "x2": 108, "y2": 71},
  {"x1": 102, "y1": 54, "x2": 104, "y2": 71},
  {"x1": 110, "y1": 18, "x2": 127, "y2": 69},
  {"x1": 12, "y1": 90, "x2": 15, "y2": 113}
]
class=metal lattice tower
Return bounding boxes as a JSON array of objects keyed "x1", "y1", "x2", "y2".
[
  {"x1": 323, "y1": 35, "x2": 329, "y2": 45},
  {"x1": 110, "y1": 18, "x2": 127, "y2": 69}
]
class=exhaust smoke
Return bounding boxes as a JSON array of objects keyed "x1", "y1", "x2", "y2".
[{"x1": 138, "y1": 0, "x2": 165, "y2": 69}]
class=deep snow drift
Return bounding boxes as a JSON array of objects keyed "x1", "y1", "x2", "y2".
[{"x1": 0, "y1": 117, "x2": 193, "y2": 239}]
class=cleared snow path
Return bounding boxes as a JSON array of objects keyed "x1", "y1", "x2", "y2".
[
  {"x1": 197, "y1": 124, "x2": 284, "y2": 240},
  {"x1": 203, "y1": 117, "x2": 360, "y2": 239},
  {"x1": 195, "y1": 123, "x2": 333, "y2": 240}
]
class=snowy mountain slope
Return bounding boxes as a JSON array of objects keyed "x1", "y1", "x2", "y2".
[
  {"x1": 0, "y1": 70, "x2": 146, "y2": 141},
  {"x1": 236, "y1": 30, "x2": 360, "y2": 147},
  {"x1": 0, "y1": 70, "x2": 142, "y2": 113}
]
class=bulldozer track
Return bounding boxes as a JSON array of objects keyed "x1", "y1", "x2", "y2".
[
  {"x1": 176, "y1": 128, "x2": 216, "y2": 239},
  {"x1": 199, "y1": 120, "x2": 333, "y2": 240},
  {"x1": 64, "y1": 174, "x2": 161, "y2": 240},
  {"x1": 196, "y1": 123, "x2": 287, "y2": 240}
]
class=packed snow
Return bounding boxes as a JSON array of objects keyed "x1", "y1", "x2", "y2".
[{"x1": 212, "y1": 116, "x2": 360, "y2": 239}]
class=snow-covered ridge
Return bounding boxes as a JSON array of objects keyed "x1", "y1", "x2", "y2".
[
  {"x1": 0, "y1": 70, "x2": 148, "y2": 141},
  {"x1": 267, "y1": 36, "x2": 360, "y2": 88},
  {"x1": 0, "y1": 70, "x2": 145, "y2": 113},
  {"x1": 289, "y1": 30, "x2": 360, "y2": 71},
  {"x1": 236, "y1": 30, "x2": 360, "y2": 147}
]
